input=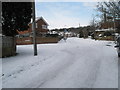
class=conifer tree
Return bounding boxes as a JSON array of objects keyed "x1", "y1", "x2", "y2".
[{"x1": 2, "y1": 2, "x2": 32, "y2": 36}]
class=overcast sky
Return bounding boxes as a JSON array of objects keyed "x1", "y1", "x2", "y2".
[{"x1": 35, "y1": 2, "x2": 97, "y2": 29}]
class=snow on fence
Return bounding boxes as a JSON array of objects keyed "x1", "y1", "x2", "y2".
[
  {"x1": 0, "y1": 36, "x2": 16, "y2": 58},
  {"x1": 16, "y1": 37, "x2": 61, "y2": 45}
]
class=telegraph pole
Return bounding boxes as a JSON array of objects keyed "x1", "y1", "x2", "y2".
[
  {"x1": 32, "y1": 1, "x2": 37, "y2": 56},
  {"x1": 79, "y1": 23, "x2": 80, "y2": 28}
]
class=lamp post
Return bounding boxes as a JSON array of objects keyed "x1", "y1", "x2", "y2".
[{"x1": 32, "y1": 0, "x2": 37, "y2": 56}]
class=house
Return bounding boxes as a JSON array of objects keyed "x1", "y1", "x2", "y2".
[
  {"x1": 16, "y1": 17, "x2": 62, "y2": 45},
  {"x1": 100, "y1": 20, "x2": 120, "y2": 29},
  {"x1": 95, "y1": 28, "x2": 114, "y2": 36},
  {"x1": 93, "y1": 19, "x2": 120, "y2": 41},
  {"x1": 17, "y1": 17, "x2": 49, "y2": 37},
  {"x1": 94, "y1": 28, "x2": 115, "y2": 41}
]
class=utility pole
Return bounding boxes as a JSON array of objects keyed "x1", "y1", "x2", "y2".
[
  {"x1": 32, "y1": 1, "x2": 37, "y2": 56},
  {"x1": 79, "y1": 23, "x2": 80, "y2": 28},
  {"x1": 112, "y1": 4, "x2": 116, "y2": 42}
]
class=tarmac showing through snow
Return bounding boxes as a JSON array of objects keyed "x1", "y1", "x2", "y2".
[{"x1": 2, "y1": 37, "x2": 118, "y2": 88}]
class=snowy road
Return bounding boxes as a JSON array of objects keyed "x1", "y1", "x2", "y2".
[{"x1": 2, "y1": 38, "x2": 118, "y2": 88}]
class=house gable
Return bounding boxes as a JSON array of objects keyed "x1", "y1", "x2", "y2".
[
  {"x1": 17, "y1": 16, "x2": 49, "y2": 36},
  {"x1": 36, "y1": 17, "x2": 49, "y2": 26}
]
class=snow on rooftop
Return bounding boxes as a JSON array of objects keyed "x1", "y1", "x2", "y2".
[
  {"x1": 95, "y1": 28, "x2": 114, "y2": 31},
  {"x1": 35, "y1": 17, "x2": 49, "y2": 25}
]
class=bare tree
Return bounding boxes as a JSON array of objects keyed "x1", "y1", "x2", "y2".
[
  {"x1": 96, "y1": 1, "x2": 120, "y2": 31},
  {"x1": 97, "y1": 1, "x2": 120, "y2": 20}
]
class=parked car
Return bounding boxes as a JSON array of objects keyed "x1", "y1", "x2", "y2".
[{"x1": 115, "y1": 35, "x2": 120, "y2": 57}]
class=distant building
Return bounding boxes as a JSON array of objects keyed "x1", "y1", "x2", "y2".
[
  {"x1": 100, "y1": 20, "x2": 120, "y2": 29},
  {"x1": 17, "y1": 17, "x2": 49, "y2": 37},
  {"x1": 93, "y1": 19, "x2": 120, "y2": 40}
]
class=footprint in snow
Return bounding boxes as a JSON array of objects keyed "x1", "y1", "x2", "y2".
[{"x1": 106, "y1": 44, "x2": 111, "y2": 46}]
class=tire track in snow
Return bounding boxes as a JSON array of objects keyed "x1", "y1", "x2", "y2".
[
  {"x1": 38, "y1": 45, "x2": 103, "y2": 88},
  {"x1": 37, "y1": 50, "x2": 77, "y2": 88},
  {"x1": 83, "y1": 58, "x2": 101, "y2": 88},
  {"x1": 39, "y1": 45, "x2": 100, "y2": 88},
  {"x1": 25, "y1": 49, "x2": 77, "y2": 88}
]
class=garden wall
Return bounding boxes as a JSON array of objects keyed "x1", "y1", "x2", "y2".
[
  {"x1": 16, "y1": 37, "x2": 61, "y2": 45},
  {"x1": 0, "y1": 36, "x2": 16, "y2": 58}
]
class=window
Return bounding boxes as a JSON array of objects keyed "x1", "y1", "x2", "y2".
[
  {"x1": 36, "y1": 23, "x2": 38, "y2": 28},
  {"x1": 42, "y1": 25, "x2": 47, "y2": 29}
]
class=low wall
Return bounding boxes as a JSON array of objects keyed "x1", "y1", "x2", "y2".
[
  {"x1": 0, "y1": 36, "x2": 16, "y2": 58},
  {"x1": 16, "y1": 37, "x2": 32, "y2": 45},
  {"x1": 16, "y1": 37, "x2": 61, "y2": 45},
  {"x1": 95, "y1": 36, "x2": 115, "y2": 41}
]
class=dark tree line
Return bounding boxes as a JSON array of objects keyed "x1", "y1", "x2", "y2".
[{"x1": 2, "y1": 2, "x2": 32, "y2": 36}]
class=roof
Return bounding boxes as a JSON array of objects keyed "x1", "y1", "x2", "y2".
[
  {"x1": 17, "y1": 30, "x2": 30, "y2": 34},
  {"x1": 95, "y1": 28, "x2": 114, "y2": 32},
  {"x1": 35, "y1": 17, "x2": 49, "y2": 26}
]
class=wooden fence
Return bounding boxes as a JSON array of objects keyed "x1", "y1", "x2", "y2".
[
  {"x1": 0, "y1": 36, "x2": 16, "y2": 58},
  {"x1": 16, "y1": 37, "x2": 61, "y2": 45}
]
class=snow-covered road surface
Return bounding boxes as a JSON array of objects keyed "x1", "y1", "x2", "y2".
[{"x1": 2, "y1": 37, "x2": 118, "y2": 88}]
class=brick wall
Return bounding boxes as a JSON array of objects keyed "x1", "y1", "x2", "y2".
[{"x1": 16, "y1": 37, "x2": 60, "y2": 45}]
